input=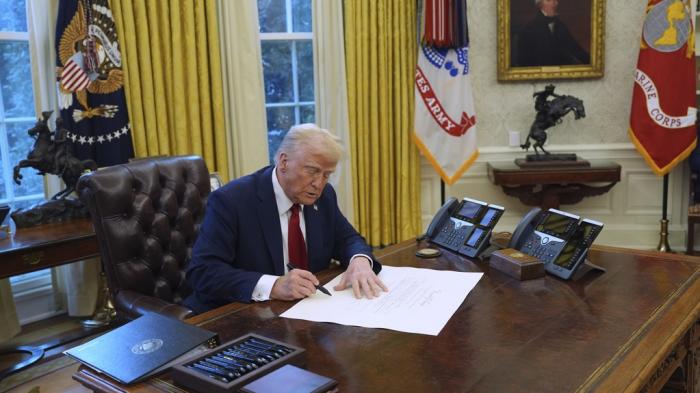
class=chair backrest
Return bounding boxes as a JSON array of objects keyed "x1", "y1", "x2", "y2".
[{"x1": 77, "y1": 156, "x2": 210, "y2": 316}]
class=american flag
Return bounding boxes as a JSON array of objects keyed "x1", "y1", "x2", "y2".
[{"x1": 60, "y1": 53, "x2": 90, "y2": 92}]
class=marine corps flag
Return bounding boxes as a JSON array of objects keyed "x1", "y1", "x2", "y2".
[
  {"x1": 56, "y1": 0, "x2": 134, "y2": 167},
  {"x1": 629, "y1": 0, "x2": 697, "y2": 176},
  {"x1": 413, "y1": 0, "x2": 477, "y2": 185}
]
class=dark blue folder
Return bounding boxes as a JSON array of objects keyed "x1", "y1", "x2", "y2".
[{"x1": 65, "y1": 312, "x2": 217, "y2": 384}]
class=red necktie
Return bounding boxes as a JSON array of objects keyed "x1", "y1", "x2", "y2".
[{"x1": 288, "y1": 204, "x2": 308, "y2": 270}]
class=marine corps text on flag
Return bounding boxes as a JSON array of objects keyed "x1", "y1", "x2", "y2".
[{"x1": 628, "y1": 0, "x2": 696, "y2": 176}]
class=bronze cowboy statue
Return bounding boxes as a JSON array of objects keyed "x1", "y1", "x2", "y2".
[
  {"x1": 13, "y1": 111, "x2": 97, "y2": 200},
  {"x1": 521, "y1": 85, "x2": 586, "y2": 158}
]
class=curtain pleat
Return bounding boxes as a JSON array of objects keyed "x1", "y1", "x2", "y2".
[
  {"x1": 111, "y1": 0, "x2": 229, "y2": 181},
  {"x1": 0, "y1": 280, "x2": 19, "y2": 341},
  {"x1": 216, "y1": 0, "x2": 269, "y2": 179},
  {"x1": 345, "y1": 0, "x2": 422, "y2": 246},
  {"x1": 312, "y1": 0, "x2": 355, "y2": 222}
]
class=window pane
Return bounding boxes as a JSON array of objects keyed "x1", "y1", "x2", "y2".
[
  {"x1": 296, "y1": 41, "x2": 314, "y2": 102},
  {"x1": 0, "y1": 0, "x2": 27, "y2": 32},
  {"x1": 0, "y1": 41, "x2": 34, "y2": 118},
  {"x1": 300, "y1": 105, "x2": 315, "y2": 124},
  {"x1": 266, "y1": 106, "x2": 294, "y2": 163},
  {"x1": 292, "y1": 0, "x2": 311, "y2": 33},
  {"x1": 7, "y1": 121, "x2": 44, "y2": 199},
  {"x1": 258, "y1": 0, "x2": 287, "y2": 33},
  {"x1": 9, "y1": 269, "x2": 50, "y2": 285},
  {"x1": 261, "y1": 41, "x2": 293, "y2": 103}
]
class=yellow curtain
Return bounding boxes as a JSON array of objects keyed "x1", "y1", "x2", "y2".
[
  {"x1": 344, "y1": 0, "x2": 421, "y2": 247},
  {"x1": 111, "y1": 0, "x2": 229, "y2": 181}
]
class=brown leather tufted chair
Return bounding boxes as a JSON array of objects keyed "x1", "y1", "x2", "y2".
[{"x1": 77, "y1": 155, "x2": 211, "y2": 320}]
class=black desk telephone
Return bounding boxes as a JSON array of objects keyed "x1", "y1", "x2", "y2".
[
  {"x1": 508, "y1": 208, "x2": 604, "y2": 279},
  {"x1": 425, "y1": 197, "x2": 505, "y2": 258},
  {"x1": 425, "y1": 198, "x2": 603, "y2": 279}
]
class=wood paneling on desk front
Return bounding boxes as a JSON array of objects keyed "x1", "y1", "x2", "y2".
[{"x1": 74, "y1": 241, "x2": 700, "y2": 393}]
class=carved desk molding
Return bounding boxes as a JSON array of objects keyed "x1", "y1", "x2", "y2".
[{"x1": 487, "y1": 160, "x2": 622, "y2": 209}]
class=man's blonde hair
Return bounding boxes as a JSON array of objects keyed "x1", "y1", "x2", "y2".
[{"x1": 274, "y1": 123, "x2": 344, "y2": 165}]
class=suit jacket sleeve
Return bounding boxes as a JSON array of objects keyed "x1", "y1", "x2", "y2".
[{"x1": 186, "y1": 190, "x2": 263, "y2": 309}]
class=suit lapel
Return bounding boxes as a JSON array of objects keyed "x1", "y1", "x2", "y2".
[
  {"x1": 303, "y1": 203, "x2": 322, "y2": 272},
  {"x1": 256, "y1": 167, "x2": 284, "y2": 275}
]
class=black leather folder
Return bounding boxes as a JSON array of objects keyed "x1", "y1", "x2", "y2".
[{"x1": 64, "y1": 312, "x2": 218, "y2": 384}]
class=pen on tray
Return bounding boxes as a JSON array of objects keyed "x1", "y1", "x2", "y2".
[{"x1": 286, "y1": 263, "x2": 332, "y2": 296}]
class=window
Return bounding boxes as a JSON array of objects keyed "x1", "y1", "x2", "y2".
[
  {"x1": 258, "y1": 0, "x2": 315, "y2": 163},
  {"x1": 0, "y1": 1, "x2": 43, "y2": 212},
  {"x1": 0, "y1": 0, "x2": 54, "y2": 322}
]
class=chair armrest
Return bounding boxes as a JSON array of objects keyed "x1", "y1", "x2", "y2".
[{"x1": 114, "y1": 290, "x2": 195, "y2": 321}]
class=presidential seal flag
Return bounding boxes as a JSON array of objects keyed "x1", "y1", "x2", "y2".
[
  {"x1": 414, "y1": 0, "x2": 477, "y2": 185},
  {"x1": 629, "y1": 0, "x2": 697, "y2": 176},
  {"x1": 56, "y1": 0, "x2": 134, "y2": 167}
]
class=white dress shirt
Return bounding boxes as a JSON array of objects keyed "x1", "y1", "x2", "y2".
[{"x1": 251, "y1": 166, "x2": 371, "y2": 301}]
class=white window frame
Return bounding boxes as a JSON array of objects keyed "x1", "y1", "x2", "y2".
[
  {"x1": 0, "y1": 30, "x2": 44, "y2": 207},
  {"x1": 259, "y1": 0, "x2": 315, "y2": 150},
  {"x1": 0, "y1": 27, "x2": 55, "y2": 322}
]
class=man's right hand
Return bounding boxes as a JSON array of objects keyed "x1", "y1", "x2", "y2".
[{"x1": 270, "y1": 269, "x2": 320, "y2": 300}]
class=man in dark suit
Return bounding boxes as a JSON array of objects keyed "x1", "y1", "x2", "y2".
[
  {"x1": 515, "y1": 0, "x2": 590, "y2": 67},
  {"x1": 184, "y1": 124, "x2": 387, "y2": 313}
]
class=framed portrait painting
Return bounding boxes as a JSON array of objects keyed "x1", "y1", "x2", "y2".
[{"x1": 497, "y1": 0, "x2": 606, "y2": 81}]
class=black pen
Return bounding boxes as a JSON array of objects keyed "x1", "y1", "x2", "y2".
[{"x1": 286, "y1": 263, "x2": 332, "y2": 296}]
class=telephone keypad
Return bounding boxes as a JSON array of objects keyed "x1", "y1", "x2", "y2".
[
  {"x1": 520, "y1": 232, "x2": 566, "y2": 264},
  {"x1": 433, "y1": 219, "x2": 474, "y2": 251}
]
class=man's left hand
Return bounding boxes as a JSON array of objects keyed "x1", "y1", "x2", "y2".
[{"x1": 333, "y1": 257, "x2": 388, "y2": 299}]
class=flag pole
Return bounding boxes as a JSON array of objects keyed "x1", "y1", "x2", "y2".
[
  {"x1": 440, "y1": 179, "x2": 446, "y2": 206},
  {"x1": 656, "y1": 174, "x2": 672, "y2": 252}
]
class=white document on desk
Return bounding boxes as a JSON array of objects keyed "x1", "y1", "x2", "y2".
[{"x1": 280, "y1": 265, "x2": 483, "y2": 336}]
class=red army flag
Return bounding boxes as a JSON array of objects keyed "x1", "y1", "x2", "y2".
[{"x1": 629, "y1": 0, "x2": 697, "y2": 176}]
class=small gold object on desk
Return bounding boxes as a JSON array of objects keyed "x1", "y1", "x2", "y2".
[
  {"x1": 415, "y1": 247, "x2": 442, "y2": 258},
  {"x1": 489, "y1": 248, "x2": 544, "y2": 281}
]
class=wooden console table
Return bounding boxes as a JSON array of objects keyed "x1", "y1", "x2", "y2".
[
  {"x1": 73, "y1": 240, "x2": 700, "y2": 393},
  {"x1": 0, "y1": 218, "x2": 98, "y2": 279},
  {"x1": 0, "y1": 218, "x2": 100, "y2": 378},
  {"x1": 487, "y1": 160, "x2": 621, "y2": 209}
]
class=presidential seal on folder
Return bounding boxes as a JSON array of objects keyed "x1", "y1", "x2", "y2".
[{"x1": 64, "y1": 312, "x2": 218, "y2": 384}]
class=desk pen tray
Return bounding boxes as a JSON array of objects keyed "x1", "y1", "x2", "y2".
[{"x1": 171, "y1": 333, "x2": 305, "y2": 393}]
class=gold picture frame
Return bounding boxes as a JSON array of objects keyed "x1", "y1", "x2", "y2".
[{"x1": 497, "y1": 0, "x2": 606, "y2": 81}]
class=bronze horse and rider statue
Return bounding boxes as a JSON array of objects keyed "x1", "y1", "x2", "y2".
[
  {"x1": 13, "y1": 111, "x2": 97, "y2": 200},
  {"x1": 521, "y1": 85, "x2": 586, "y2": 158}
]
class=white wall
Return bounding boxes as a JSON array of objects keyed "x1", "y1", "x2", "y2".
[{"x1": 420, "y1": 1, "x2": 693, "y2": 251}]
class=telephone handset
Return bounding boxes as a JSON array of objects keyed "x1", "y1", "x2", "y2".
[
  {"x1": 424, "y1": 197, "x2": 505, "y2": 258},
  {"x1": 507, "y1": 207, "x2": 542, "y2": 250},
  {"x1": 509, "y1": 207, "x2": 604, "y2": 280},
  {"x1": 425, "y1": 197, "x2": 459, "y2": 239}
]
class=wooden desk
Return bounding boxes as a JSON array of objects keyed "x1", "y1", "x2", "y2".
[
  {"x1": 73, "y1": 241, "x2": 700, "y2": 393},
  {"x1": 0, "y1": 219, "x2": 98, "y2": 279},
  {"x1": 487, "y1": 160, "x2": 621, "y2": 209}
]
